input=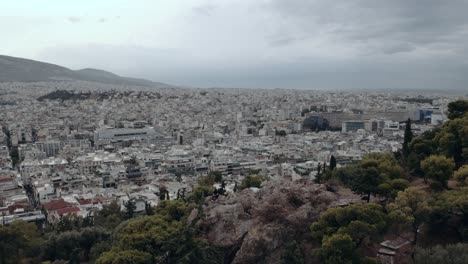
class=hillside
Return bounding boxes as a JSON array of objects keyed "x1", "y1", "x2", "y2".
[{"x1": 0, "y1": 55, "x2": 172, "y2": 88}]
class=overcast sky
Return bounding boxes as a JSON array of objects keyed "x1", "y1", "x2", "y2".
[{"x1": 2, "y1": 0, "x2": 468, "y2": 90}]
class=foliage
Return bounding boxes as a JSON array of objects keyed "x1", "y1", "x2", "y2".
[
  {"x1": 0, "y1": 220, "x2": 43, "y2": 263},
  {"x1": 403, "y1": 118, "x2": 413, "y2": 156},
  {"x1": 97, "y1": 200, "x2": 222, "y2": 263},
  {"x1": 171, "y1": 232, "x2": 224, "y2": 264},
  {"x1": 188, "y1": 185, "x2": 214, "y2": 204},
  {"x1": 351, "y1": 159, "x2": 386, "y2": 202},
  {"x1": 94, "y1": 200, "x2": 124, "y2": 230},
  {"x1": 433, "y1": 117, "x2": 467, "y2": 166},
  {"x1": 311, "y1": 203, "x2": 387, "y2": 244},
  {"x1": 407, "y1": 136, "x2": 435, "y2": 176},
  {"x1": 447, "y1": 100, "x2": 468, "y2": 120},
  {"x1": 414, "y1": 243, "x2": 468, "y2": 264},
  {"x1": 454, "y1": 165, "x2": 468, "y2": 185},
  {"x1": 421, "y1": 155, "x2": 455, "y2": 188},
  {"x1": 428, "y1": 187, "x2": 468, "y2": 240},
  {"x1": 377, "y1": 178, "x2": 410, "y2": 201},
  {"x1": 154, "y1": 200, "x2": 191, "y2": 222},
  {"x1": 329, "y1": 155, "x2": 337, "y2": 171},
  {"x1": 53, "y1": 213, "x2": 93, "y2": 232},
  {"x1": 197, "y1": 171, "x2": 223, "y2": 187},
  {"x1": 320, "y1": 233, "x2": 355, "y2": 264},
  {"x1": 387, "y1": 187, "x2": 430, "y2": 244},
  {"x1": 328, "y1": 153, "x2": 405, "y2": 202},
  {"x1": 43, "y1": 227, "x2": 110, "y2": 263},
  {"x1": 123, "y1": 199, "x2": 137, "y2": 219},
  {"x1": 240, "y1": 175, "x2": 265, "y2": 190},
  {"x1": 328, "y1": 162, "x2": 360, "y2": 186},
  {"x1": 281, "y1": 240, "x2": 304, "y2": 264},
  {"x1": 96, "y1": 249, "x2": 153, "y2": 264}
]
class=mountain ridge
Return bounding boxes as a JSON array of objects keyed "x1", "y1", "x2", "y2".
[{"x1": 0, "y1": 55, "x2": 172, "y2": 88}]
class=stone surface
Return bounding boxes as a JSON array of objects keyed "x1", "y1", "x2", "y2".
[{"x1": 193, "y1": 180, "x2": 355, "y2": 264}]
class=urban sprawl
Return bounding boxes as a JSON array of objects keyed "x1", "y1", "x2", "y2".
[{"x1": 0, "y1": 80, "x2": 457, "y2": 225}]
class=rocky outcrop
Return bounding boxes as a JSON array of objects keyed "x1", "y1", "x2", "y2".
[{"x1": 192, "y1": 181, "x2": 355, "y2": 264}]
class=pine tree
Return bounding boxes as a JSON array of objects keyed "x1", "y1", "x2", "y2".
[
  {"x1": 315, "y1": 163, "x2": 323, "y2": 184},
  {"x1": 403, "y1": 118, "x2": 413, "y2": 156},
  {"x1": 144, "y1": 201, "x2": 153, "y2": 215},
  {"x1": 123, "y1": 199, "x2": 137, "y2": 219},
  {"x1": 329, "y1": 155, "x2": 337, "y2": 171}
]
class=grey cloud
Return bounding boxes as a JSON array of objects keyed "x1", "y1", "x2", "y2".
[
  {"x1": 267, "y1": 0, "x2": 468, "y2": 55},
  {"x1": 67, "y1": 16, "x2": 82, "y2": 23},
  {"x1": 381, "y1": 43, "x2": 414, "y2": 55},
  {"x1": 268, "y1": 36, "x2": 296, "y2": 47},
  {"x1": 192, "y1": 4, "x2": 216, "y2": 17},
  {"x1": 32, "y1": 1, "x2": 468, "y2": 91},
  {"x1": 36, "y1": 43, "x2": 468, "y2": 90}
]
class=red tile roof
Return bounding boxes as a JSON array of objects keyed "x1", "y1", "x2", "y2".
[
  {"x1": 0, "y1": 178, "x2": 13, "y2": 183},
  {"x1": 78, "y1": 199, "x2": 93, "y2": 205},
  {"x1": 43, "y1": 199, "x2": 73, "y2": 211},
  {"x1": 56, "y1": 207, "x2": 80, "y2": 216}
]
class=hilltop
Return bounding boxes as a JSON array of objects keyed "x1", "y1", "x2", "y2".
[{"x1": 0, "y1": 55, "x2": 172, "y2": 88}]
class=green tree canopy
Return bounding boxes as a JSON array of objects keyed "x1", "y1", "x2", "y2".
[
  {"x1": 421, "y1": 155, "x2": 455, "y2": 188},
  {"x1": 96, "y1": 249, "x2": 153, "y2": 264},
  {"x1": 454, "y1": 165, "x2": 468, "y2": 185},
  {"x1": 240, "y1": 175, "x2": 265, "y2": 190},
  {"x1": 311, "y1": 203, "x2": 387, "y2": 244},
  {"x1": 414, "y1": 243, "x2": 468, "y2": 264},
  {"x1": 387, "y1": 187, "x2": 431, "y2": 245},
  {"x1": 320, "y1": 233, "x2": 355, "y2": 264},
  {"x1": 448, "y1": 100, "x2": 468, "y2": 120}
]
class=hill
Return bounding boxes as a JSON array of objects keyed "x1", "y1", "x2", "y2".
[{"x1": 0, "y1": 55, "x2": 172, "y2": 88}]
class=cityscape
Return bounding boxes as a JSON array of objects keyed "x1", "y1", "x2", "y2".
[{"x1": 1, "y1": 1, "x2": 468, "y2": 264}]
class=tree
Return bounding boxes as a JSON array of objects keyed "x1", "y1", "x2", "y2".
[
  {"x1": 188, "y1": 186, "x2": 214, "y2": 204},
  {"x1": 314, "y1": 163, "x2": 323, "y2": 184},
  {"x1": 433, "y1": 117, "x2": 467, "y2": 166},
  {"x1": 454, "y1": 165, "x2": 468, "y2": 185},
  {"x1": 0, "y1": 220, "x2": 44, "y2": 263},
  {"x1": 311, "y1": 203, "x2": 387, "y2": 245},
  {"x1": 403, "y1": 118, "x2": 413, "y2": 156},
  {"x1": 240, "y1": 175, "x2": 264, "y2": 190},
  {"x1": 282, "y1": 240, "x2": 304, "y2": 264},
  {"x1": 414, "y1": 243, "x2": 468, "y2": 264},
  {"x1": 387, "y1": 187, "x2": 430, "y2": 245},
  {"x1": 209, "y1": 171, "x2": 223, "y2": 183},
  {"x1": 434, "y1": 187, "x2": 468, "y2": 240},
  {"x1": 377, "y1": 178, "x2": 410, "y2": 201},
  {"x1": 145, "y1": 201, "x2": 154, "y2": 216},
  {"x1": 407, "y1": 137, "x2": 434, "y2": 176},
  {"x1": 159, "y1": 186, "x2": 170, "y2": 201},
  {"x1": 10, "y1": 148, "x2": 20, "y2": 168},
  {"x1": 329, "y1": 155, "x2": 337, "y2": 171},
  {"x1": 447, "y1": 100, "x2": 468, "y2": 120},
  {"x1": 123, "y1": 199, "x2": 136, "y2": 219},
  {"x1": 96, "y1": 249, "x2": 153, "y2": 264},
  {"x1": 100, "y1": 201, "x2": 190, "y2": 260},
  {"x1": 421, "y1": 155, "x2": 455, "y2": 188},
  {"x1": 320, "y1": 233, "x2": 355, "y2": 264},
  {"x1": 351, "y1": 159, "x2": 384, "y2": 202},
  {"x1": 94, "y1": 200, "x2": 123, "y2": 230}
]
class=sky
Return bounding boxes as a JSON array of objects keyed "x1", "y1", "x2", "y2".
[{"x1": 2, "y1": 0, "x2": 468, "y2": 90}]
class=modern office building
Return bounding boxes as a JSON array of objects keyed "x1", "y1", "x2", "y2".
[
  {"x1": 342, "y1": 120, "x2": 366, "y2": 133},
  {"x1": 93, "y1": 127, "x2": 169, "y2": 149}
]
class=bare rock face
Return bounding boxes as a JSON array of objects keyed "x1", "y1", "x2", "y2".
[{"x1": 193, "y1": 180, "x2": 347, "y2": 264}]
